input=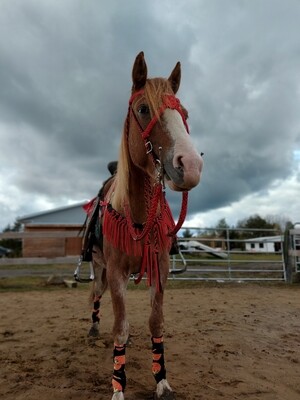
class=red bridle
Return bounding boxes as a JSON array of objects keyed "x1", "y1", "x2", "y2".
[
  {"x1": 128, "y1": 89, "x2": 189, "y2": 144},
  {"x1": 124, "y1": 89, "x2": 190, "y2": 241}
]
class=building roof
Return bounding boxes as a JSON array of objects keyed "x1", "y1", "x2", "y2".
[
  {"x1": 17, "y1": 201, "x2": 89, "y2": 225},
  {"x1": 244, "y1": 235, "x2": 283, "y2": 243}
]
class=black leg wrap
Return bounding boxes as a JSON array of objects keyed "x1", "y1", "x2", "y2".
[
  {"x1": 92, "y1": 296, "x2": 101, "y2": 324},
  {"x1": 92, "y1": 310, "x2": 100, "y2": 324},
  {"x1": 152, "y1": 336, "x2": 166, "y2": 384},
  {"x1": 112, "y1": 344, "x2": 126, "y2": 392}
]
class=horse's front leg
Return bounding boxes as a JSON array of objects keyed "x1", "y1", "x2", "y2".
[
  {"x1": 107, "y1": 260, "x2": 130, "y2": 400},
  {"x1": 149, "y1": 257, "x2": 175, "y2": 400}
]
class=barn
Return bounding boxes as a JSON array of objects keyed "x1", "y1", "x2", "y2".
[
  {"x1": 17, "y1": 201, "x2": 88, "y2": 258},
  {"x1": 244, "y1": 235, "x2": 283, "y2": 253}
]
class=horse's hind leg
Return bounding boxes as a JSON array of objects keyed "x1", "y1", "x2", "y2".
[{"x1": 88, "y1": 245, "x2": 107, "y2": 338}]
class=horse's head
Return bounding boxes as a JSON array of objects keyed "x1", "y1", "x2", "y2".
[{"x1": 127, "y1": 51, "x2": 203, "y2": 192}]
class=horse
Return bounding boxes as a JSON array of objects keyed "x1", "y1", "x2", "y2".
[{"x1": 88, "y1": 52, "x2": 203, "y2": 400}]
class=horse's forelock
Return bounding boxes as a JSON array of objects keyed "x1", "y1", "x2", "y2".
[{"x1": 144, "y1": 79, "x2": 173, "y2": 122}]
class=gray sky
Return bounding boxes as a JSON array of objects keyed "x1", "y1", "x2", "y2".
[{"x1": 1, "y1": 0, "x2": 300, "y2": 230}]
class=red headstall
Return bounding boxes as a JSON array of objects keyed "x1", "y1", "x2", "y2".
[{"x1": 128, "y1": 90, "x2": 189, "y2": 141}]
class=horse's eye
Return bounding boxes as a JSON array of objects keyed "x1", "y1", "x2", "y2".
[{"x1": 138, "y1": 104, "x2": 149, "y2": 115}]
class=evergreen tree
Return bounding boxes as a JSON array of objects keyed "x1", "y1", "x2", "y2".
[{"x1": 0, "y1": 221, "x2": 22, "y2": 257}]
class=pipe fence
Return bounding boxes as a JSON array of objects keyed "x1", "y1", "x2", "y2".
[{"x1": 0, "y1": 227, "x2": 290, "y2": 282}]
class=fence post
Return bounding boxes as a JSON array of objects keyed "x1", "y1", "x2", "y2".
[{"x1": 283, "y1": 227, "x2": 292, "y2": 283}]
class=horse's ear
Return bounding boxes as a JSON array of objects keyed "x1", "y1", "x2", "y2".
[
  {"x1": 132, "y1": 51, "x2": 148, "y2": 90},
  {"x1": 168, "y1": 62, "x2": 181, "y2": 94}
]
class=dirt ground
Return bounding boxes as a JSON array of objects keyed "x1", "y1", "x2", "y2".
[{"x1": 0, "y1": 283, "x2": 300, "y2": 400}]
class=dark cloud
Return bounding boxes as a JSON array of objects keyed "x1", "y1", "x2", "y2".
[{"x1": 1, "y1": 0, "x2": 300, "y2": 229}]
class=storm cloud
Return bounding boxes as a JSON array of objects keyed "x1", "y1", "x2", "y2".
[{"x1": 1, "y1": 0, "x2": 300, "y2": 229}]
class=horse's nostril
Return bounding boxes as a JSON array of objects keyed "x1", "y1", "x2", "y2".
[{"x1": 175, "y1": 155, "x2": 184, "y2": 168}]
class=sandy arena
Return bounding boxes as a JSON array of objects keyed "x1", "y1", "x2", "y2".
[{"x1": 0, "y1": 283, "x2": 300, "y2": 399}]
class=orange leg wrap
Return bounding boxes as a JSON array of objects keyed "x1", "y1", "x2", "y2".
[{"x1": 112, "y1": 344, "x2": 126, "y2": 393}]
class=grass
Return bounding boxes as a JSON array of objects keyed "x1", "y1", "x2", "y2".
[
  {"x1": 0, "y1": 274, "x2": 291, "y2": 294},
  {"x1": 0, "y1": 253, "x2": 288, "y2": 293},
  {"x1": 172, "y1": 251, "x2": 283, "y2": 264},
  {"x1": 0, "y1": 274, "x2": 212, "y2": 293},
  {"x1": 0, "y1": 276, "x2": 51, "y2": 292},
  {"x1": 0, "y1": 263, "x2": 78, "y2": 292},
  {"x1": 0, "y1": 263, "x2": 76, "y2": 271}
]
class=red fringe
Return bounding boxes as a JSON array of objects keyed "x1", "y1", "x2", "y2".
[{"x1": 102, "y1": 202, "x2": 174, "y2": 292}]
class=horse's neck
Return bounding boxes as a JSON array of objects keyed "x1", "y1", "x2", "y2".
[{"x1": 127, "y1": 168, "x2": 152, "y2": 225}]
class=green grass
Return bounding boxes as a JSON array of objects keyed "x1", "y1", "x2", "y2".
[
  {"x1": 0, "y1": 276, "x2": 50, "y2": 292},
  {"x1": 0, "y1": 274, "x2": 290, "y2": 293},
  {"x1": 0, "y1": 263, "x2": 77, "y2": 292},
  {"x1": 0, "y1": 263, "x2": 76, "y2": 271},
  {"x1": 0, "y1": 275, "x2": 91, "y2": 292},
  {"x1": 0, "y1": 254, "x2": 287, "y2": 293}
]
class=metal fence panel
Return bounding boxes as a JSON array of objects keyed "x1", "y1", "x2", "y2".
[{"x1": 169, "y1": 227, "x2": 286, "y2": 282}]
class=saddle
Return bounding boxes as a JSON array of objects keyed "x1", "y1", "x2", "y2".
[{"x1": 80, "y1": 162, "x2": 117, "y2": 261}]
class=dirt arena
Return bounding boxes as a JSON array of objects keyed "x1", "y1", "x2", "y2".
[{"x1": 0, "y1": 283, "x2": 300, "y2": 400}]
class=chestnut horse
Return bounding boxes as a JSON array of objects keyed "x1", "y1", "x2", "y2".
[{"x1": 89, "y1": 52, "x2": 203, "y2": 399}]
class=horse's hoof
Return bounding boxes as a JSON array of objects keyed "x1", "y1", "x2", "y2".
[
  {"x1": 153, "y1": 391, "x2": 175, "y2": 400},
  {"x1": 88, "y1": 325, "x2": 100, "y2": 338},
  {"x1": 154, "y1": 380, "x2": 175, "y2": 399},
  {"x1": 112, "y1": 391, "x2": 124, "y2": 400}
]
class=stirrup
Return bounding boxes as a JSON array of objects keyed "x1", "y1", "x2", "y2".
[
  {"x1": 169, "y1": 250, "x2": 187, "y2": 274},
  {"x1": 74, "y1": 255, "x2": 95, "y2": 283}
]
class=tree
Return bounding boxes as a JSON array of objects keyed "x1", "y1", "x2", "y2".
[
  {"x1": 213, "y1": 218, "x2": 241, "y2": 250},
  {"x1": 0, "y1": 221, "x2": 22, "y2": 257},
  {"x1": 214, "y1": 218, "x2": 229, "y2": 237},
  {"x1": 182, "y1": 228, "x2": 194, "y2": 238},
  {"x1": 265, "y1": 214, "x2": 291, "y2": 232},
  {"x1": 236, "y1": 214, "x2": 278, "y2": 239}
]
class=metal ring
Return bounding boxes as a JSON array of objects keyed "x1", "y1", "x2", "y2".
[{"x1": 145, "y1": 141, "x2": 153, "y2": 154}]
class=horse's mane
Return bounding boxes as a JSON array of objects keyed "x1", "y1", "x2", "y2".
[{"x1": 111, "y1": 78, "x2": 173, "y2": 211}]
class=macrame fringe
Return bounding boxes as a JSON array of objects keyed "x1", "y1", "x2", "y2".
[
  {"x1": 103, "y1": 206, "x2": 143, "y2": 257},
  {"x1": 134, "y1": 240, "x2": 161, "y2": 292},
  {"x1": 102, "y1": 202, "x2": 174, "y2": 292}
]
